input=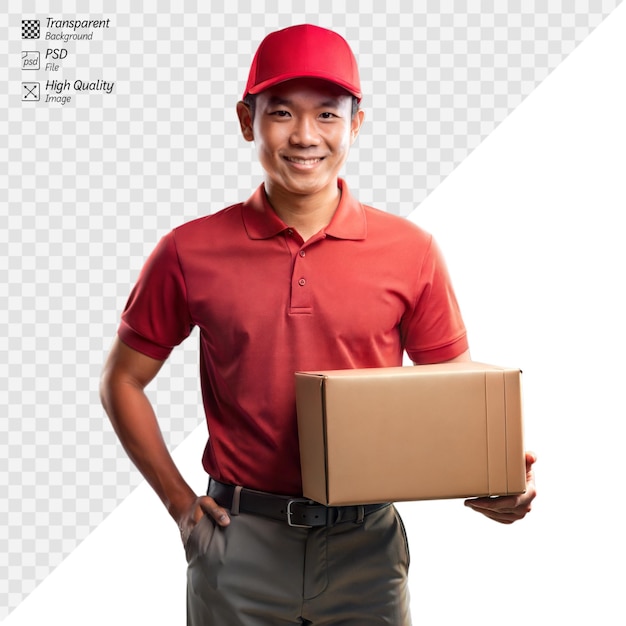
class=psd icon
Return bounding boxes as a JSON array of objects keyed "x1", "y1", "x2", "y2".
[
  {"x1": 22, "y1": 19, "x2": 40, "y2": 39},
  {"x1": 22, "y1": 51, "x2": 40, "y2": 70}
]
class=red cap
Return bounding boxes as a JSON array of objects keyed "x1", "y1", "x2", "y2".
[{"x1": 243, "y1": 24, "x2": 362, "y2": 102}]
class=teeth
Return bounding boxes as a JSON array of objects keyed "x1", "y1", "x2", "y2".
[{"x1": 287, "y1": 157, "x2": 321, "y2": 165}]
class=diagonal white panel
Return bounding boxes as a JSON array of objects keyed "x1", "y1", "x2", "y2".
[
  {"x1": 4, "y1": 3, "x2": 625, "y2": 625},
  {"x1": 402, "y1": 3, "x2": 625, "y2": 625}
]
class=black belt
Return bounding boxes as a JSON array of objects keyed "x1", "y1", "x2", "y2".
[{"x1": 208, "y1": 479, "x2": 389, "y2": 528}]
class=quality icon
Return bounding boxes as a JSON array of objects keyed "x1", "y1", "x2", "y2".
[{"x1": 22, "y1": 82, "x2": 40, "y2": 101}]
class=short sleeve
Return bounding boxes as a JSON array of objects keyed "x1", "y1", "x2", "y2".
[
  {"x1": 402, "y1": 235, "x2": 468, "y2": 364},
  {"x1": 118, "y1": 231, "x2": 193, "y2": 361}
]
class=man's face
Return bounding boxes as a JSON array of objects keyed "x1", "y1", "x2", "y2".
[{"x1": 237, "y1": 78, "x2": 364, "y2": 201}]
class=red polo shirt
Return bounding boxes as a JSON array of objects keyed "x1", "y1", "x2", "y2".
[{"x1": 118, "y1": 179, "x2": 468, "y2": 495}]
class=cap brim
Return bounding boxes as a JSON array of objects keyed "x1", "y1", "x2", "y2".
[{"x1": 246, "y1": 72, "x2": 362, "y2": 101}]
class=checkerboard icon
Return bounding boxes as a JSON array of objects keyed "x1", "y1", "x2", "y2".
[{"x1": 22, "y1": 19, "x2": 40, "y2": 39}]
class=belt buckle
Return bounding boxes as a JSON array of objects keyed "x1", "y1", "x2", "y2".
[{"x1": 286, "y1": 498, "x2": 315, "y2": 528}]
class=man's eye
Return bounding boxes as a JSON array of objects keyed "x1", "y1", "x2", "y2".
[
  {"x1": 320, "y1": 112, "x2": 337, "y2": 119},
  {"x1": 270, "y1": 110, "x2": 290, "y2": 117}
]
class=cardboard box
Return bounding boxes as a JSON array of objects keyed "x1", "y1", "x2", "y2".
[{"x1": 295, "y1": 362, "x2": 526, "y2": 505}]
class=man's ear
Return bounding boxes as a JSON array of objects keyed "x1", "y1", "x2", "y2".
[
  {"x1": 350, "y1": 108, "x2": 365, "y2": 145},
  {"x1": 236, "y1": 101, "x2": 254, "y2": 142}
]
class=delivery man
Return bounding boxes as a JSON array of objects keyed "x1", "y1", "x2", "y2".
[{"x1": 100, "y1": 24, "x2": 536, "y2": 625}]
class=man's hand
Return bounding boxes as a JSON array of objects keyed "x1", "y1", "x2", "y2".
[
  {"x1": 100, "y1": 339, "x2": 232, "y2": 545},
  {"x1": 464, "y1": 451, "x2": 537, "y2": 524},
  {"x1": 176, "y1": 495, "x2": 231, "y2": 546}
]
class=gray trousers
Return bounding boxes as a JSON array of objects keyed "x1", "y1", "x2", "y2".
[{"x1": 185, "y1": 503, "x2": 412, "y2": 625}]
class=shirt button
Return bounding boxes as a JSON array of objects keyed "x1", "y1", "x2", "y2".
[
  {"x1": 287, "y1": 229, "x2": 294, "y2": 236},
  {"x1": 298, "y1": 278, "x2": 306, "y2": 286},
  {"x1": 299, "y1": 250, "x2": 306, "y2": 257}
]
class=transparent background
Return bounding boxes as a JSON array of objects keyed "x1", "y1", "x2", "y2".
[{"x1": 1, "y1": 0, "x2": 622, "y2": 618}]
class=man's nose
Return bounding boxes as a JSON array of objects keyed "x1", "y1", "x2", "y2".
[{"x1": 290, "y1": 116, "x2": 320, "y2": 146}]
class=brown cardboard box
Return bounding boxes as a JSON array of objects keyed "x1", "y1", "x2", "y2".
[{"x1": 295, "y1": 362, "x2": 526, "y2": 505}]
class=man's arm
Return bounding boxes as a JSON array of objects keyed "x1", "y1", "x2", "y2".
[{"x1": 99, "y1": 337, "x2": 230, "y2": 543}]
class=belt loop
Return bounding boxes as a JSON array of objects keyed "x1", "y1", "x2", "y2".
[
  {"x1": 355, "y1": 505, "x2": 365, "y2": 524},
  {"x1": 231, "y1": 485, "x2": 243, "y2": 516}
]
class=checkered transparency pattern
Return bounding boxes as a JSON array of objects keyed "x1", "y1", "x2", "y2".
[
  {"x1": 21, "y1": 19, "x2": 40, "y2": 39},
  {"x1": 0, "y1": 0, "x2": 621, "y2": 618}
]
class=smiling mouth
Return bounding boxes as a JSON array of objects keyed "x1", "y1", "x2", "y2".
[{"x1": 284, "y1": 156, "x2": 324, "y2": 165}]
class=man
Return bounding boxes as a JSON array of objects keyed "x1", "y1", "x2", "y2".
[{"x1": 100, "y1": 24, "x2": 536, "y2": 625}]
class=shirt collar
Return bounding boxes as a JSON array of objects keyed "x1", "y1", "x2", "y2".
[{"x1": 242, "y1": 179, "x2": 367, "y2": 241}]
